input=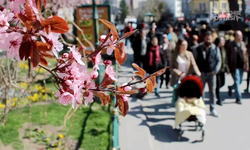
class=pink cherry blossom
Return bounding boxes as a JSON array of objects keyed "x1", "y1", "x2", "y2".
[
  {"x1": 0, "y1": 0, "x2": 4, "y2": 5},
  {"x1": 105, "y1": 65, "x2": 117, "y2": 81},
  {"x1": 122, "y1": 83, "x2": 132, "y2": 92},
  {"x1": 40, "y1": 32, "x2": 63, "y2": 58},
  {"x1": 2, "y1": 32, "x2": 23, "y2": 59},
  {"x1": 103, "y1": 60, "x2": 112, "y2": 66},
  {"x1": 100, "y1": 65, "x2": 117, "y2": 88},
  {"x1": 8, "y1": 0, "x2": 25, "y2": 13},
  {"x1": 93, "y1": 51, "x2": 102, "y2": 70},
  {"x1": 62, "y1": 53, "x2": 69, "y2": 58},
  {"x1": 65, "y1": 80, "x2": 72, "y2": 86},
  {"x1": 90, "y1": 70, "x2": 98, "y2": 79},
  {"x1": 0, "y1": 9, "x2": 14, "y2": 33},
  {"x1": 84, "y1": 91, "x2": 94, "y2": 106},
  {"x1": 59, "y1": 92, "x2": 74, "y2": 106},
  {"x1": 99, "y1": 35, "x2": 117, "y2": 55},
  {"x1": 68, "y1": 46, "x2": 85, "y2": 65},
  {"x1": 120, "y1": 95, "x2": 129, "y2": 102}
]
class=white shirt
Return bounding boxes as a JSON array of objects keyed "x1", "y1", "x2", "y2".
[
  {"x1": 177, "y1": 54, "x2": 187, "y2": 80},
  {"x1": 140, "y1": 37, "x2": 147, "y2": 56}
]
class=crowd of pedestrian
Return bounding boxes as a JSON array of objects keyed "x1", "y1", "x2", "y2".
[{"x1": 127, "y1": 21, "x2": 250, "y2": 118}]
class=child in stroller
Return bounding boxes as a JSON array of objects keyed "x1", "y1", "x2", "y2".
[{"x1": 174, "y1": 75, "x2": 206, "y2": 141}]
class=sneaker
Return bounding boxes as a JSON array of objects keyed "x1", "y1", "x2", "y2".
[
  {"x1": 228, "y1": 86, "x2": 232, "y2": 96},
  {"x1": 216, "y1": 100, "x2": 223, "y2": 106},
  {"x1": 155, "y1": 93, "x2": 161, "y2": 98},
  {"x1": 235, "y1": 99, "x2": 242, "y2": 105},
  {"x1": 210, "y1": 110, "x2": 220, "y2": 117}
]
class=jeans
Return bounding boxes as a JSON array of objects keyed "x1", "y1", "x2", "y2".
[
  {"x1": 229, "y1": 68, "x2": 244, "y2": 100},
  {"x1": 155, "y1": 76, "x2": 161, "y2": 94},
  {"x1": 201, "y1": 72, "x2": 216, "y2": 112}
]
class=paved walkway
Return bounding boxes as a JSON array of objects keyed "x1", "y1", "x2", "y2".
[{"x1": 119, "y1": 47, "x2": 250, "y2": 150}]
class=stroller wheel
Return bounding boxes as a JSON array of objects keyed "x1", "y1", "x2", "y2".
[
  {"x1": 178, "y1": 135, "x2": 181, "y2": 141},
  {"x1": 201, "y1": 130, "x2": 205, "y2": 141},
  {"x1": 177, "y1": 130, "x2": 183, "y2": 141}
]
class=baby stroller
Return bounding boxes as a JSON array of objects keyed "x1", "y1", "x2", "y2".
[{"x1": 174, "y1": 75, "x2": 206, "y2": 141}]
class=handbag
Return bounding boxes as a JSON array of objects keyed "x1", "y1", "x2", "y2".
[
  {"x1": 172, "y1": 79, "x2": 181, "y2": 104},
  {"x1": 172, "y1": 72, "x2": 184, "y2": 103}
]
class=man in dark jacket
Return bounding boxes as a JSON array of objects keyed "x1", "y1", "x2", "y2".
[
  {"x1": 132, "y1": 29, "x2": 147, "y2": 68},
  {"x1": 193, "y1": 31, "x2": 221, "y2": 117},
  {"x1": 227, "y1": 30, "x2": 249, "y2": 105}
]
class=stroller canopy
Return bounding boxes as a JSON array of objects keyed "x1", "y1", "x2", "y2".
[{"x1": 177, "y1": 75, "x2": 204, "y2": 98}]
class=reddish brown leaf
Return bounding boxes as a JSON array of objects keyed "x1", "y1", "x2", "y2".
[
  {"x1": 152, "y1": 67, "x2": 168, "y2": 77},
  {"x1": 40, "y1": 56, "x2": 48, "y2": 66},
  {"x1": 36, "y1": 41, "x2": 52, "y2": 51},
  {"x1": 35, "y1": 0, "x2": 42, "y2": 12},
  {"x1": 92, "y1": 91, "x2": 111, "y2": 106},
  {"x1": 31, "y1": 20, "x2": 42, "y2": 30},
  {"x1": 39, "y1": 51, "x2": 53, "y2": 58},
  {"x1": 132, "y1": 63, "x2": 146, "y2": 79},
  {"x1": 118, "y1": 90, "x2": 138, "y2": 95},
  {"x1": 120, "y1": 30, "x2": 137, "y2": 40},
  {"x1": 19, "y1": 35, "x2": 32, "y2": 60},
  {"x1": 116, "y1": 96, "x2": 129, "y2": 116},
  {"x1": 99, "y1": 19, "x2": 119, "y2": 40},
  {"x1": 45, "y1": 16, "x2": 69, "y2": 33},
  {"x1": 114, "y1": 42, "x2": 126, "y2": 66},
  {"x1": 116, "y1": 85, "x2": 123, "y2": 92},
  {"x1": 149, "y1": 76, "x2": 157, "y2": 88},
  {"x1": 16, "y1": 14, "x2": 27, "y2": 24},
  {"x1": 30, "y1": 41, "x2": 40, "y2": 67},
  {"x1": 111, "y1": 29, "x2": 119, "y2": 41},
  {"x1": 107, "y1": 85, "x2": 115, "y2": 89},
  {"x1": 16, "y1": 14, "x2": 33, "y2": 31},
  {"x1": 25, "y1": 0, "x2": 37, "y2": 21},
  {"x1": 146, "y1": 78, "x2": 154, "y2": 93}
]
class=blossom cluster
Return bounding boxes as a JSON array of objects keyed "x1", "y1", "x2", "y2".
[{"x1": 0, "y1": 0, "x2": 164, "y2": 117}]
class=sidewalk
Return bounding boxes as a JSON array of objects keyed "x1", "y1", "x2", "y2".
[
  {"x1": 118, "y1": 47, "x2": 154, "y2": 150},
  {"x1": 118, "y1": 47, "x2": 250, "y2": 150}
]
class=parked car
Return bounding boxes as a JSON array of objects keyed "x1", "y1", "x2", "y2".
[{"x1": 196, "y1": 13, "x2": 210, "y2": 24}]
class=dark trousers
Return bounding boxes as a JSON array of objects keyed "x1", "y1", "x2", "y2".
[
  {"x1": 160, "y1": 68, "x2": 170, "y2": 88},
  {"x1": 246, "y1": 72, "x2": 250, "y2": 91},
  {"x1": 216, "y1": 72, "x2": 225, "y2": 102}
]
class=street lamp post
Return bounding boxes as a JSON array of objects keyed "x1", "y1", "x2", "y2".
[{"x1": 93, "y1": 0, "x2": 99, "y2": 49}]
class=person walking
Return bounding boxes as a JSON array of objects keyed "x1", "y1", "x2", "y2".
[
  {"x1": 193, "y1": 31, "x2": 221, "y2": 117},
  {"x1": 227, "y1": 30, "x2": 249, "y2": 105},
  {"x1": 214, "y1": 36, "x2": 230, "y2": 106},
  {"x1": 170, "y1": 38, "x2": 201, "y2": 87},
  {"x1": 124, "y1": 22, "x2": 133, "y2": 47},
  {"x1": 160, "y1": 34, "x2": 174, "y2": 89},
  {"x1": 147, "y1": 25, "x2": 157, "y2": 42},
  {"x1": 144, "y1": 36, "x2": 165, "y2": 98},
  {"x1": 165, "y1": 25, "x2": 178, "y2": 50},
  {"x1": 131, "y1": 29, "x2": 147, "y2": 68}
]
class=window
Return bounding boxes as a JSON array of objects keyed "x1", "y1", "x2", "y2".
[
  {"x1": 213, "y1": 2, "x2": 218, "y2": 10},
  {"x1": 199, "y1": 2, "x2": 206, "y2": 12},
  {"x1": 222, "y1": 3, "x2": 227, "y2": 9}
]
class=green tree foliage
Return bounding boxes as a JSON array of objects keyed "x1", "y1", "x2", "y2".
[
  {"x1": 137, "y1": 0, "x2": 168, "y2": 21},
  {"x1": 119, "y1": 0, "x2": 129, "y2": 22}
]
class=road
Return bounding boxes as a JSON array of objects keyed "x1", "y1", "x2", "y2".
[{"x1": 118, "y1": 47, "x2": 250, "y2": 150}]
